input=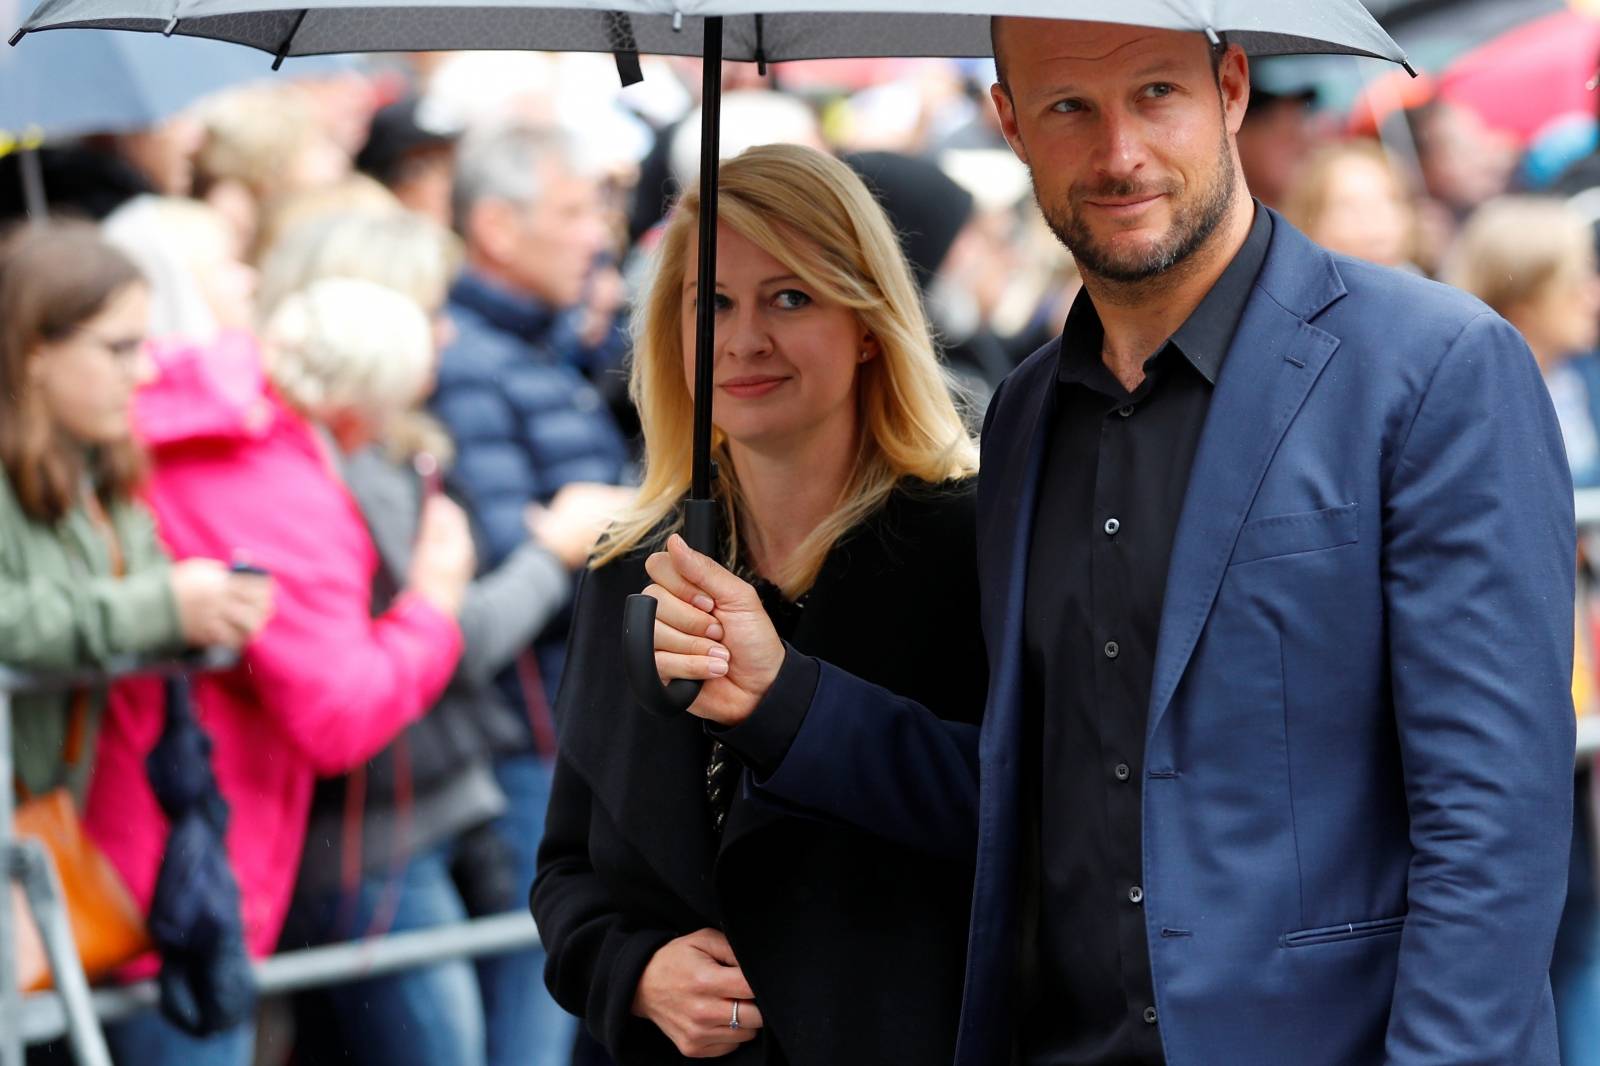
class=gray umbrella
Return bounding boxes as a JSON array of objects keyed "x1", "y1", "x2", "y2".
[
  {"x1": 10, "y1": 0, "x2": 1410, "y2": 715},
  {"x1": 13, "y1": 1, "x2": 1409, "y2": 67}
]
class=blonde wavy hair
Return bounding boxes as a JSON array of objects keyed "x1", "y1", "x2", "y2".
[
  {"x1": 592, "y1": 143, "x2": 978, "y2": 597},
  {"x1": 256, "y1": 208, "x2": 461, "y2": 321},
  {"x1": 263, "y1": 277, "x2": 434, "y2": 432},
  {"x1": 255, "y1": 209, "x2": 461, "y2": 462}
]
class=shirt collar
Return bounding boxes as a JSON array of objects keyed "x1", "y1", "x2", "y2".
[{"x1": 1058, "y1": 200, "x2": 1273, "y2": 387}]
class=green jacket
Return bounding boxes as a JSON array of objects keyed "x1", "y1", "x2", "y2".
[{"x1": 0, "y1": 471, "x2": 184, "y2": 802}]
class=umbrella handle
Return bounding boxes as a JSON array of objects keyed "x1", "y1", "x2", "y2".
[{"x1": 624, "y1": 498, "x2": 718, "y2": 717}]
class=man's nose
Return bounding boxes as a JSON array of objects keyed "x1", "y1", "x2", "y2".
[{"x1": 1093, "y1": 109, "x2": 1147, "y2": 181}]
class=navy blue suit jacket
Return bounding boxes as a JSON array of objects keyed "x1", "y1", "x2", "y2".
[{"x1": 752, "y1": 213, "x2": 1577, "y2": 1065}]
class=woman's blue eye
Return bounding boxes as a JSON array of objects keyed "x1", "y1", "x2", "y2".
[{"x1": 773, "y1": 289, "x2": 812, "y2": 309}]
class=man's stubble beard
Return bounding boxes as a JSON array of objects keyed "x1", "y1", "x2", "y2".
[{"x1": 1036, "y1": 127, "x2": 1238, "y2": 291}]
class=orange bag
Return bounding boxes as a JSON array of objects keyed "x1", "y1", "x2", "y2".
[{"x1": 10, "y1": 786, "x2": 151, "y2": 992}]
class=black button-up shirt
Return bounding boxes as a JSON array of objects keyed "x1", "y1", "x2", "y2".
[{"x1": 1019, "y1": 205, "x2": 1272, "y2": 1065}]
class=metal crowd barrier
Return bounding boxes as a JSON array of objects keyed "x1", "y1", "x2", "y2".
[
  {"x1": 8, "y1": 494, "x2": 1600, "y2": 1063},
  {"x1": 0, "y1": 649, "x2": 237, "y2": 1066},
  {"x1": 17, "y1": 911, "x2": 541, "y2": 1046},
  {"x1": 0, "y1": 650, "x2": 543, "y2": 1066}
]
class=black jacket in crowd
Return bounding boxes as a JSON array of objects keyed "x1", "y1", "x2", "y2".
[{"x1": 532, "y1": 478, "x2": 987, "y2": 1066}]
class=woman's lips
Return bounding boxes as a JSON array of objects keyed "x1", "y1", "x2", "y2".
[{"x1": 719, "y1": 376, "x2": 788, "y2": 399}]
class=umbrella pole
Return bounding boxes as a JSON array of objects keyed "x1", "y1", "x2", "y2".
[
  {"x1": 689, "y1": 16, "x2": 722, "y2": 508},
  {"x1": 621, "y1": 16, "x2": 722, "y2": 718}
]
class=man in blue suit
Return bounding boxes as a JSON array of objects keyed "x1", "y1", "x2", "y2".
[{"x1": 643, "y1": 17, "x2": 1576, "y2": 1065}]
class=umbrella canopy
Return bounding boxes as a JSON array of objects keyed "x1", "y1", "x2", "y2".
[
  {"x1": 9, "y1": 0, "x2": 1409, "y2": 716},
  {"x1": 15, "y1": 0, "x2": 1408, "y2": 68}
]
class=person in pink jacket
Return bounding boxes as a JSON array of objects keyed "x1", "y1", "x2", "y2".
[{"x1": 85, "y1": 327, "x2": 473, "y2": 1065}]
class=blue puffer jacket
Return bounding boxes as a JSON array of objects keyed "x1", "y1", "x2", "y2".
[{"x1": 431, "y1": 271, "x2": 632, "y2": 568}]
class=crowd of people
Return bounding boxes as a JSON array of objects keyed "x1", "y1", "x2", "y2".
[{"x1": 1, "y1": 26, "x2": 1599, "y2": 1066}]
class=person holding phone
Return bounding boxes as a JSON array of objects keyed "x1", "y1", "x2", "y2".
[{"x1": 0, "y1": 221, "x2": 270, "y2": 805}]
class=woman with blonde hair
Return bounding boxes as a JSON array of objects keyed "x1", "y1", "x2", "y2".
[
  {"x1": 532, "y1": 143, "x2": 986, "y2": 1065},
  {"x1": 1443, "y1": 197, "x2": 1600, "y2": 375}
]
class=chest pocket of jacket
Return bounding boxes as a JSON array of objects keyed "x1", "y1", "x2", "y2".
[{"x1": 1230, "y1": 503, "x2": 1359, "y2": 566}]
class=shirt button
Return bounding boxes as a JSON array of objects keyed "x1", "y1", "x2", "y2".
[
  {"x1": 1104, "y1": 641, "x2": 1120, "y2": 659},
  {"x1": 1128, "y1": 885, "x2": 1144, "y2": 905},
  {"x1": 1114, "y1": 763, "x2": 1131, "y2": 781},
  {"x1": 1144, "y1": 1007, "x2": 1159, "y2": 1025},
  {"x1": 1118, "y1": 405, "x2": 1135, "y2": 418},
  {"x1": 1104, "y1": 517, "x2": 1121, "y2": 536}
]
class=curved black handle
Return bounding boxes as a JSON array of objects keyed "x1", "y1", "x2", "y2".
[
  {"x1": 624, "y1": 593, "x2": 704, "y2": 717},
  {"x1": 623, "y1": 498, "x2": 719, "y2": 717}
]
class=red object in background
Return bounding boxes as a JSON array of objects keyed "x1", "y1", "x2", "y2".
[
  {"x1": 1437, "y1": 8, "x2": 1600, "y2": 143},
  {"x1": 768, "y1": 56, "x2": 918, "y2": 91},
  {"x1": 1346, "y1": 68, "x2": 1438, "y2": 139}
]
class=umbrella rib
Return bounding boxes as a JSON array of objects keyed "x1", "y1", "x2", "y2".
[{"x1": 271, "y1": 8, "x2": 309, "y2": 70}]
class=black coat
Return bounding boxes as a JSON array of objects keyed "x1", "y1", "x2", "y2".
[{"x1": 532, "y1": 478, "x2": 987, "y2": 1066}]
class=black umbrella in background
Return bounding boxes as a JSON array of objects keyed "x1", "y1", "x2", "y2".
[{"x1": 12, "y1": 0, "x2": 1411, "y2": 715}]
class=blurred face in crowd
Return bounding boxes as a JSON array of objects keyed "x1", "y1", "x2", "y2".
[
  {"x1": 1513, "y1": 253, "x2": 1600, "y2": 362},
  {"x1": 391, "y1": 144, "x2": 457, "y2": 230},
  {"x1": 1415, "y1": 103, "x2": 1515, "y2": 213},
  {"x1": 114, "y1": 114, "x2": 203, "y2": 197},
  {"x1": 475, "y1": 162, "x2": 610, "y2": 308},
  {"x1": 1235, "y1": 95, "x2": 1316, "y2": 209},
  {"x1": 29, "y1": 282, "x2": 152, "y2": 445},
  {"x1": 285, "y1": 129, "x2": 354, "y2": 199},
  {"x1": 296, "y1": 73, "x2": 380, "y2": 157},
  {"x1": 1305, "y1": 152, "x2": 1414, "y2": 268},
  {"x1": 683, "y1": 223, "x2": 873, "y2": 455},
  {"x1": 186, "y1": 211, "x2": 258, "y2": 333},
  {"x1": 990, "y1": 18, "x2": 1249, "y2": 286}
]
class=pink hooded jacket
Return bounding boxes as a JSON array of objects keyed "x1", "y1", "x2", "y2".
[{"x1": 86, "y1": 334, "x2": 463, "y2": 962}]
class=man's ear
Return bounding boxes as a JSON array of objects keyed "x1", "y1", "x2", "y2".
[
  {"x1": 1221, "y1": 45, "x2": 1251, "y2": 136},
  {"x1": 991, "y1": 83, "x2": 1030, "y2": 167}
]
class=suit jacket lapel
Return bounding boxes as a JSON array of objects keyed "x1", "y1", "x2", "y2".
[{"x1": 1145, "y1": 222, "x2": 1345, "y2": 742}]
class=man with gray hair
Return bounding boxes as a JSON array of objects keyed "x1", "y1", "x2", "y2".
[{"x1": 430, "y1": 121, "x2": 633, "y2": 1066}]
